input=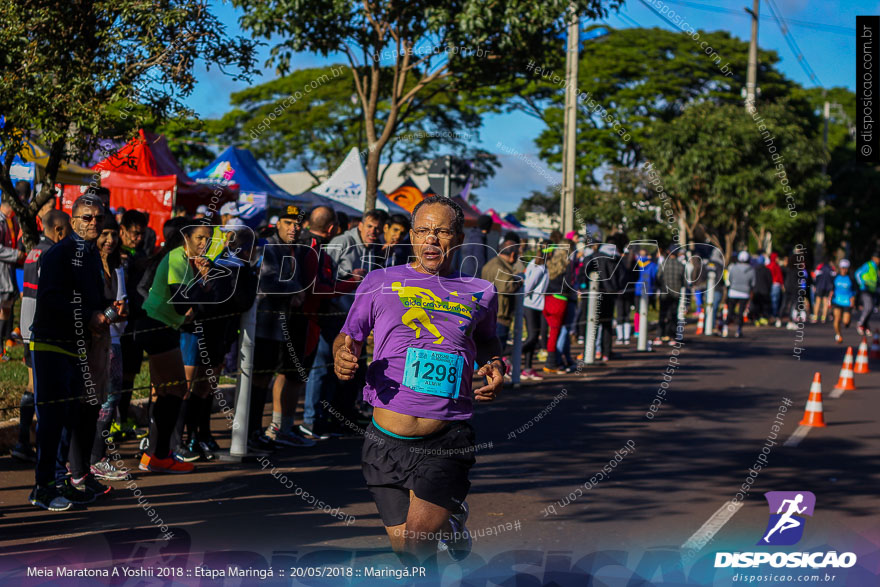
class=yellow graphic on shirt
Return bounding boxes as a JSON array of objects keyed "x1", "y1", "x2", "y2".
[{"x1": 390, "y1": 281, "x2": 458, "y2": 344}]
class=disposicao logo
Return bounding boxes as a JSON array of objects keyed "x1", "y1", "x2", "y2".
[
  {"x1": 714, "y1": 491, "x2": 858, "y2": 569},
  {"x1": 759, "y1": 491, "x2": 815, "y2": 546}
]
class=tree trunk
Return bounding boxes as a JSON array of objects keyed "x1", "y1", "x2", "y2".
[
  {"x1": 365, "y1": 146, "x2": 380, "y2": 212},
  {"x1": 724, "y1": 232, "x2": 736, "y2": 263}
]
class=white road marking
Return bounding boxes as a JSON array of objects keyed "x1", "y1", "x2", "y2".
[
  {"x1": 783, "y1": 425, "x2": 811, "y2": 447},
  {"x1": 829, "y1": 388, "x2": 845, "y2": 399},
  {"x1": 681, "y1": 500, "x2": 743, "y2": 552}
]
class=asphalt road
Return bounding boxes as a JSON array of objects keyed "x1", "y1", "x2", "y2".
[{"x1": 0, "y1": 320, "x2": 878, "y2": 586}]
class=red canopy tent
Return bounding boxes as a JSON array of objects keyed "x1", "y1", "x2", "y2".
[{"x1": 63, "y1": 130, "x2": 238, "y2": 246}]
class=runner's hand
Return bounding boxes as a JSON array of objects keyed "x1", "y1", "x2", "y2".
[
  {"x1": 334, "y1": 335, "x2": 362, "y2": 380},
  {"x1": 473, "y1": 361, "x2": 504, "y2": 402}
]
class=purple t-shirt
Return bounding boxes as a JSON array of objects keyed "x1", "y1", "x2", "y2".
[{"x1": 340, "y1": 263, "x2": 498, "y2": 420}]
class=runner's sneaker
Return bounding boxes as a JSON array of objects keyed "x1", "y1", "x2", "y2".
[
  {"x1": 139, "y1": 453, "x2": 195, "y2": 473},
  {"x1": 527, "y1": 368, "x2": 544, "y2": 380},
  {"x1": 857, "y1": 325, "x2": 865, "y2": 336},
  {"x1": 298, "y1": 424, "x2": 330, "y2": 441},
  {"x1": 438, "y1": 501, "x2": 471, "y2": 561},
  {"x1": 90, "y1": 458, "x2": 130, "y2": 481},
  {"x1": 11, "y1": 442, "x2": 37, "y2": 463},
  {"x1": 72, "y1": 474, "x2": 112, "y2": 496},
  {"x1": 265, "y1": 424, "x2": 316, "y2": 447},
  {"x1": 29, "y1": 485, "x2": 72, "y2": 511},
  {"x1": 835, "y1": 334, "x2": 843, "y2": 343},
  {"x1": 56, "y1": 478, "x2": 95, "y2": 504}
]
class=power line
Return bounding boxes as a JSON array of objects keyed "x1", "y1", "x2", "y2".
[
  {"x1": 634, "y1": 0, "x2": 683, "y2": 32},
  {"x1": 764, "y1": 0, "x2": 822, "y2": 87},
  {"x1": 662, "y1": 0, "x2": 853, "y2": 36}
]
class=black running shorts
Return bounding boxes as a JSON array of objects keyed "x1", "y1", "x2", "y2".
[{"x1": 362, "y1": 420, "x2": 476, "y2": 527}]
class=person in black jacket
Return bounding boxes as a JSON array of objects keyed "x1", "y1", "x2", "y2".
[
  {"x1": 585, "y1": 241, "x2": 627, "y2": 361},
  {"x1": 29, "y1": 193, "x2": 113, "y2": 511},
  {"x1": 656, "y1": 246, "x2": 686, "y2": 344}
]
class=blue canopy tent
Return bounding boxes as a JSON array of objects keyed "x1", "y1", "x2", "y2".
[{"x1": 193, "y1": 146, "x2": 297, "y2": 226}]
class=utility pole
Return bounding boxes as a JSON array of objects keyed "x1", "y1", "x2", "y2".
[
  {"x1": 443, "y1": 155, "x2": 451, "y2": 199},
  {"x1": 744, "y1": 0, "x2": 759, "y2": 109},
  {"x1": 814, "y1": 99, "x2": 830, "y2": 262},
  {"x1": 560, "y1": 2, "x2": 578, "y2": 235}
]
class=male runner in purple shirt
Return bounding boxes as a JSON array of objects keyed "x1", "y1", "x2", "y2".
[{"x1": 334, "y1": 195, "x2": 505, "y2": 560}]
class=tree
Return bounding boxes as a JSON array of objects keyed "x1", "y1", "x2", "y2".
[
  {"x1": 797, "y1": 86, "x2": 880, "y2": 260},
  {"x1": 233, "y1": 0, "x2": 621, "y2": 212},
  {"x1": 525, "y1": 26, "x2": 803, "y2": 184},
  {"x1": 0, "y1": 0, "x2": 257, "y2": 248},
  {"x1": 643, "y1": 102, "x2": 827, "y2": 260},
  {"x1": 210, "y1": 65, "x2": 497, "y2": 188}
]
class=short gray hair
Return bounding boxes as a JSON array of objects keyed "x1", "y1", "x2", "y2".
[{"x1": 411, "y1": 196, "x2": 465, "y2": 235}]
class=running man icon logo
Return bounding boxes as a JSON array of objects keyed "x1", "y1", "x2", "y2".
[{"x1": 758, "y1": 491, "x2": 816, "y2": 546}]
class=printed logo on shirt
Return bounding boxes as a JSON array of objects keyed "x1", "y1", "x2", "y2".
[{"x1": 391, "y1": 282, "x2": 483, "y2": 341}]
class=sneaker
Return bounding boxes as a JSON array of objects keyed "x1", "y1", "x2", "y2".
[
  {"x1": 173, "y1": 445, "x2": 201, "y2": 463},
  {"x1": 835, "y1": 334, "x2": 843, "y2": 343},
  {"x1": 857, "y1": 326, "x2": 865, "y2": 336},
  {"x1": 29, "y1": 485, "x2": 72, "y2": 511},
  {"x1": 577, "y1": 337, "x2": 585, "y2": 345},
  {"x1": 247, "y1": 434, "x2": 276, "y2": 453},
  {"x1": 298, "y1": 424, "x2": 330, "y2": 441},
  {"x1": 265, "y1": 424, "x2": 317, "y2": 448},
  {"x1": 542, "y1": 366, "x2": 558, "y2": 374},
  {"x1": 601, "y1": 355, "x2": 610, "y2": 362},
  {"x1": 775, "y1": 319, "x2": 782, "y2": 328},
  {"x1": 72, "y1": 474, "x2": 112, "y2": 497},
  {"x1": 196, "y1": 440, "x2": 218, "y2": 461},
  {"x1": 11, "y1": 442, "x2": 37, "y2": 463},
  {"x1": 90, "y1": 458, "x2": 129, "y2": 481},
  {"x1": 652, "y1": 337, "x2": 663, "y2": 345},
  {"x1": 439, "y1": 501, "x2": 471, "y2": 561},
  {"x1": 56, "y1": 478, "x2": 95, "y2": 504},
  {"x1": 139, "y1": 453, "x2": 195, "y2": 474},
  {"x1": 523, "y1": 369, "x2": 544, "y2": 381}
]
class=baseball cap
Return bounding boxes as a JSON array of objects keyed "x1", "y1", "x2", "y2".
[
  {"x1": 196, "y1": 205, "x2": 208, "y2": 215},
  {"x1": 839, "y1": 259, "x2": 851, "y2": 268},
  {"x1": 278, "y1": 204, "x2": 302, "y2": 221},
  {"x1": 219, "y1": 201, "x2": 240, "y2": 216},
  {"x1": 737, "y1": 251, "x2": 750, "y2": 263}
]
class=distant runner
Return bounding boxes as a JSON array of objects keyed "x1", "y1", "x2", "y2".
[{"x1": 334, "y1": 195, "x2": 504, "y2": 560}]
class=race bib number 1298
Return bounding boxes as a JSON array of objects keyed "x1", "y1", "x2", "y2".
[{"x1": 402, "y1": 347, "x2": 464, "y2": 399}]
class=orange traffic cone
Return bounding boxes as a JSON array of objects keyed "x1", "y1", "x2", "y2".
[
  {"x1": 696, "y1": 310, "x2": 705, "y2": 335},
  {"x1": 854, "y1": 337, "x2": 870, "y2": 374},
  {"x1": 799, "y1": 372, "x2": 827, "y2": 427},
  {"x1": 870, "y1": 333, "x2": 880, "y2": 360},
  {"x1": 833, "y1": 347, "x2": 856, "y2": 391}
]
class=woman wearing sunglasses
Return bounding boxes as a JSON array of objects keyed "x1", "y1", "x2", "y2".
[{"x1": 134, "y1": 222, "x2": 215, "y2": 473}]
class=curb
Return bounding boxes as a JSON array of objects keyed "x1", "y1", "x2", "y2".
[{"x1": 1, "y1": 383, "x2": 237, "y2": 456}]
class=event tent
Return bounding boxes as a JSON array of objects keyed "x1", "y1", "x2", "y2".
[
  {"x1": 5, "y1": 136, "x2": 94, "y2": 189},
  {"x1": 307, "y1": 148, "x2": 409, "y2": 216},
  {"x1": 386, "y1": 178, "x2": 424, "y2": 212},
  {"x1": 64, "y1": 130, "x2": 238, "y2": 246},
  {"x1": 193, "y1": 146, "x2": 299, "y2": 227}
]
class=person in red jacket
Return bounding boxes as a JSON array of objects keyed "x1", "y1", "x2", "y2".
[{"x1": 768, "y1": 252, "x2": 784, "y2": 327}]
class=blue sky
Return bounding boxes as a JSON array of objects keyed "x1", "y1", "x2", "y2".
[{"x1": 187, "y1": 0, "x2": 866, "y2": 214}]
